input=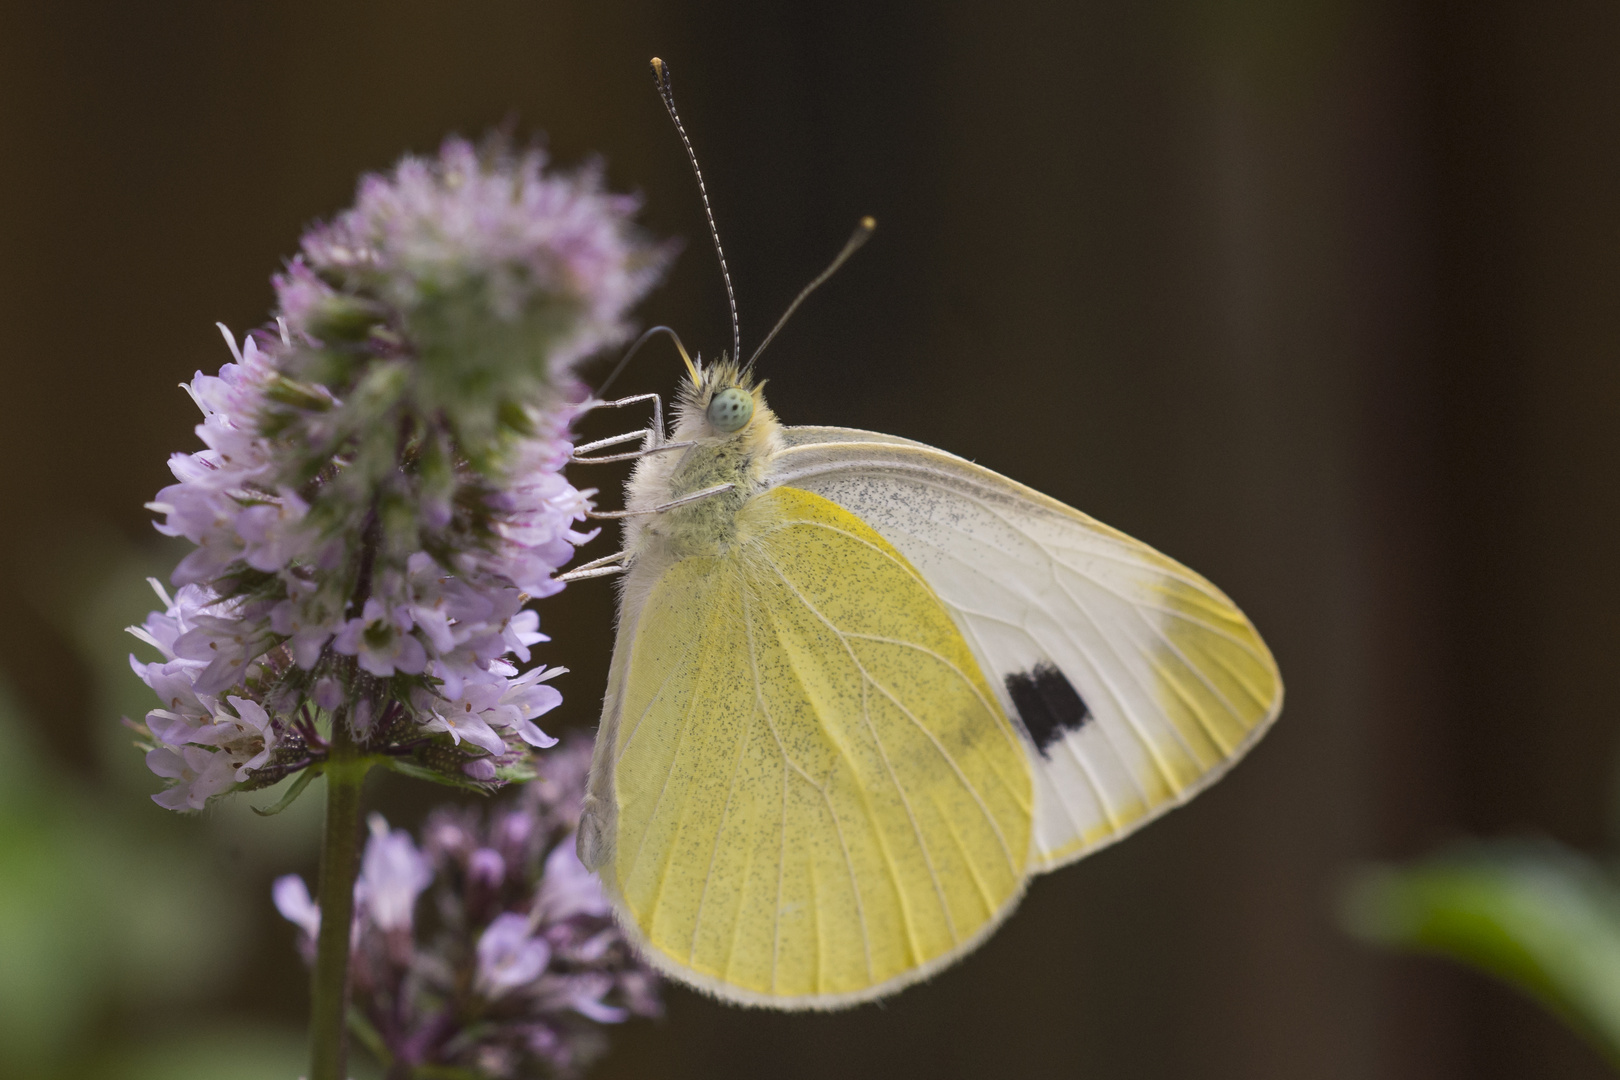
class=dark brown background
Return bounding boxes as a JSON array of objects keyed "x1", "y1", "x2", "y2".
[{"x1": 1, "y1": 1, "x2": 1617, "y2": 1078}]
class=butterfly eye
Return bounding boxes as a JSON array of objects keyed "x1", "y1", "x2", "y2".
[{"x1": 706, "y1": 386, "x2": 754, "y2": 432}]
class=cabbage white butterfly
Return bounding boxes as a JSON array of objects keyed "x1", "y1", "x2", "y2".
[{"x1": 565, "y1": 59, "x2": 1283, "y2": 1009}]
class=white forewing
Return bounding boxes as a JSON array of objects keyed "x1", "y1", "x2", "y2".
[{"x1": 768, "y1": 427, "x2": 1283, "y2": 871}]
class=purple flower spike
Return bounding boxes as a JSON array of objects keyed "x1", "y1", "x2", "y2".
[{"x1": 128, "y1": 133, "x2": 668, "y2": 811}]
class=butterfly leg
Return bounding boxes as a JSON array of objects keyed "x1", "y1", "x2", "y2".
[
  {"x1": 585, "y1": 482, "x2": 735, "y2": 520},
  {"x1": 571, "y1": 431, "x2": 695, "y2": 465},
  {"x1": 571, "y1": 393, "x2": 699, "y2": 465},
  {"x1": 577, "y1": 392, "x2": 667, "y2": 436},
  {"x1": 557, "y1": 549, "x2": 632, "y2": 582}
]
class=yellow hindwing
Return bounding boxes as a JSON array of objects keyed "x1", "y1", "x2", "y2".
[{"x1": 610, "y1": 486, "x2": 1034, "y2": 1005}]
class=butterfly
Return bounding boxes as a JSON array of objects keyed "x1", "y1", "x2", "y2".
[{"x1": 563, "y1": 58, "x2": 1283, "y2": 1010}]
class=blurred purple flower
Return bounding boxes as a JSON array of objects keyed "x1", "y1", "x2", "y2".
[
  {"x1": 469, "y1": 847, "x2": 506, "y2": 888},
  {"x1": 477, "y1": 913, "x2": 552, "y2": 998},
  {"x1": 272, "y1": 737, "x2": 661, "y2": 1078},
  {"x1": 537, "y1": 841, "x2": 611, "y2": 922},
  {"x1": 273, "y1": 874, "x2": 321, "y2": 939},
  {"x1": 357, "y1": 814, "x2": 433, "y2": 933}
]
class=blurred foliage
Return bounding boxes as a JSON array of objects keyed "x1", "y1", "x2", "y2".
[
  {"x1": 0, "y1": 535, "x2": 340, "y2": 1078},
  {"x1": 1343, "y1": 840, "x2": 1620, "y2": 1069}
]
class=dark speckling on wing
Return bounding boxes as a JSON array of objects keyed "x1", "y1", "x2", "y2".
[{"x1": 1004, "y1": 662, "x2": 1090, "y2": 756}]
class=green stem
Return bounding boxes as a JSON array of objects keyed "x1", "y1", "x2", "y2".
[{"x1": 309, "y1": 723, "x2": 371, "y2": 1080}]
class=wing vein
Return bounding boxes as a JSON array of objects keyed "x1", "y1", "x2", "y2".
[
  {"x1": 741, "y1": 569, "x2": 874, "y2": 983},
  {"x1": 759, "y1": 549, "x2": 1021, "y2": 857},
  {"x1": 755, "y1": 518, "x2": 936, "y2": 594},
  {"x1": 931, "y1": 788, "x2": 997, "y2": 916},
  {"x1": 1050, "y1": 569, "x2": 1195, "y2": 796},
  {"x1": 747, "y1": 553, "x2": 946, "y2": 956},
  {"x1": 616, "y1": 613, "x2": 708, "y2": 766},
  {"x1": 772, "y1": 754, "x2": 788, "y2": 994},
  {"x1": 1053, "y1": 561, "x2": 1265, "y2": 726},
  {"x1": 842, "y1": 631, "x2": 1031, "y2": 803},
  {"x1": 686, "y1": 708, "x2": 755, "y2": 965},
  {"x1": 624, "y1": 617, "x2": 719, "y2": 906},
  {"x1": 1059, "y1": 732, "x2": 1124, "y2": 833},
  {"x1": 758, "y1": 549, "x2": 1010, "y2": 911}
]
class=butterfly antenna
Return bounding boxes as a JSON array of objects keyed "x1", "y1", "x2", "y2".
[
  {"x1": 596, "y1": 325, "x2": 700, "y2": 399},
  {"x1": 651, "y1": 57, "x2": 741, "y2": 366},
  {"x1": 745, "y1": 216, "x2": 875, "y2": 370}
]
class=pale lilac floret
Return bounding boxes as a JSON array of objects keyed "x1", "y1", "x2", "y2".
[
  {"x1": 232, "y1": 489, "x2": 312, "y2": 573},
  {"x1": 418, "y1": 665, "x2": 562, "y2": 756},
  {"x1": 181, "y1": 695, "x2": 279, "y2": 780},
  {"x1": 567, "y1": 976, "x2": 630, "y2": 1024},
  {"x1": 476, "y1": 913, "x2": 552, "y2": 998},
  {"x1": 170, "y1": 604, "x2": 277, "y2": 696},
  {"x1": 145, "y1": 744, "x2": 237, "y2": 811},
  {"x1": 358, "y1": 814, "x2": 434, "y2": 933},
  {"x1": 332, "y1": 599, "x2": 430, "y2": 678},
  {"x1": 273, "y1": 874, "x2": 321, "y2": 938},
  {"x1": 536, "y1": 842, "x2": 610, "y2": 922},
  {"x1": 269, "y1": 595, "x2": 337, "y2": 670}
]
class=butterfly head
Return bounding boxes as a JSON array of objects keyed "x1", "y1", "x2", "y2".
[{"x1": 674, "y1": 356, "x2": 777, "y2": 445}]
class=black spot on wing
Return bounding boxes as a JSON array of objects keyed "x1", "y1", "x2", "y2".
[{"x1": 1005, "y1": 662, "x2": 1090, "y2": 757}]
